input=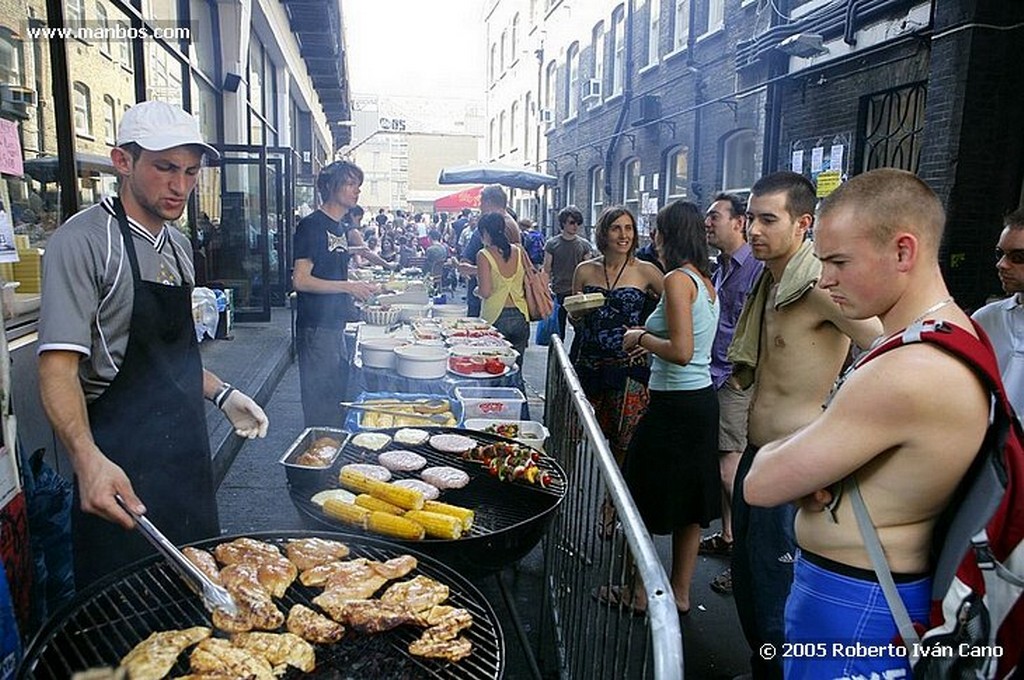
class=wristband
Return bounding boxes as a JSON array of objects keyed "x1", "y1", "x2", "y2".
[
  {"x1": 636, "y1": 331, "x2": 648, "y2": 349},
  {"x1": 212, "y1": 383, "x2": 235, "y2": 409}
]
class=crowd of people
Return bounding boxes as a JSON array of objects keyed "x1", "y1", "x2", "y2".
[{"x1": 29, "y1": 99, "x2": 1018, "y2": 678}]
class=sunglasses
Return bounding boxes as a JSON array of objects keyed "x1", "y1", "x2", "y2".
[{"x1": 996, "y1": 248, "x2": 1024, "y2": 265}]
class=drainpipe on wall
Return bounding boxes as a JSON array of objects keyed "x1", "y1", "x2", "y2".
[
  {"x1": 603, "y1": 0, "x2": 635, "y2": 204},
  {"x1": 761, "y1": 0, "x2": 791, "y2": 174}
]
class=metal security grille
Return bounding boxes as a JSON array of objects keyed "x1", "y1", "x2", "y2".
[
  {"x1": 538, "y1": 337, "x2": 683, "y2": 679},
  {"x1": 858, "y1": 82, "x2": 928, "y2": 173}
]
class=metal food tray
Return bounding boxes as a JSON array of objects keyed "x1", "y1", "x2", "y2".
[
  {"x1": 289, "y1": 428, "x2": 566, "y2": 575},
  {"x1": 347, "y1": 393, "x2": 464, "y2": 431},
  {"x1": 19, "y1": 532, "x2": 505, "y2": 680},
  {"x1": 279, "y1": 428, "x2": 352, "y2": 488}
]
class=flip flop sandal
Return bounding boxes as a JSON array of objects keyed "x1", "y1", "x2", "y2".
[
  {"x1": 591, "y1": 584, "x2": 647, "y2": 617},
  {"x1": 710, "y1": 567, "x2": 733, "y2": 595},
  {"x1": 698, "y1": 532, "x2": 734, "y2": 557}
]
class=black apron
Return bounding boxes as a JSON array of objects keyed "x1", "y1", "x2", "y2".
[{"x1": 72, "y1": 198, "x2": 220, "y2": 588}]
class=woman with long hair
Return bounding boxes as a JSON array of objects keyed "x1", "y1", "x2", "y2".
[
  {"x1": 475, "y1": 212, "x2": 530, "y2": 364},
  {"x1": 569, "y1": 206, "x2": 663, "y2": 536},
  {"x1": 599, "y1": 200, "x2": 721, "y2": 615}
]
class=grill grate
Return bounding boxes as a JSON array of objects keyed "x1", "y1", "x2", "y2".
[
  {"x1": 20, "y1": 532, "x2": 504, "y2": 680},
  {"x1": 289, "y1": 428, "x2": 566, "y2": 574}
]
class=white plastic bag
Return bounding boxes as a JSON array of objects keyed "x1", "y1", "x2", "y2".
[{"x1": 191, "y1": 287, "x2": 220, "y2": 341}]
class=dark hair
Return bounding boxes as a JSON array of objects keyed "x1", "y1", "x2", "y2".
[
  {"x1": 349, "y1": 205, "x2": 365, "y2": 220},
  {"x1": 558, "y1": 205, "x2": 584, "y2": 228},
  {"x1": 1006, "y1": 208, "x2": 1024, "y2": 231},
  {"x1": 712, "y1": 192, "x2": 746, "y2": 219},
  {"x1": 750, "y1": 171, "x2": 816, "y2": 223},
  {"x1": 656, "y1": 200, "x2": 711, "y2": 277},
  {"x1": 594, "y1": 206, "x2": 637, "y2": 258},
  {"x1": 428, "y1": 229, "x2": 442, "y2": 241},
  {"x1": 479, "y1": 212, "x2": 512, "y2": 260},
  {"x1": 316, "y1": 160, "x2": 363, "y2": 203},
  {"x1": 480, "y1": 185, "x2": 508, "y2": 210}
]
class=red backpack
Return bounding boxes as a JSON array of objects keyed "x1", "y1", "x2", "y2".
[{"x1": 850, "y1": 319, "x2": 1024, "y2": 679}]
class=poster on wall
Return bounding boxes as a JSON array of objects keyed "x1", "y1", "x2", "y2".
[{"x1": 0, "y1": 209, "x2": 17, "y2": 264}]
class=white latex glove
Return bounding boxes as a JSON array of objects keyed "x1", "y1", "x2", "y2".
[{"x1": 220, "y1": 390, "x2": 269, "y2": 438}]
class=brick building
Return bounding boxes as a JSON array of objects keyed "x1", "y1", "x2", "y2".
[{"x1": 516, "y1": 0, "x2": 1024, "y2": 304}]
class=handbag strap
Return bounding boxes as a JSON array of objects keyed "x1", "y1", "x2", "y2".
[{"x1": 848, "y1": 478, "x2": 923, "y2": 659}]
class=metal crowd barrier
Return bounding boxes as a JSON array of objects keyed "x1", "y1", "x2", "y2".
[{"x1": 538, "y1": 336, "x2": 684, "y2": 679}]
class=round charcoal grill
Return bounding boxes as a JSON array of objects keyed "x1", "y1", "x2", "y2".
[
  {"x1": 288, "y1": 428, "x2": 566, "y2": 575},
  {"x1": 18, "y1": 531, "x2": 504, "y2": 680}
]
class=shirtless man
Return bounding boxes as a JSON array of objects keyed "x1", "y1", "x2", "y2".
[
  {"x1": 726, "y1": 171, "x2": 881, "y2": 679},
  {"x1": 745, "y1": 168, "x2": 988, "y2": 679}
]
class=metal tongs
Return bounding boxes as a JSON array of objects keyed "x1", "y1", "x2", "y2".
[{"x1": 115, "y1": 494, "x2": 238, "y2": 617}]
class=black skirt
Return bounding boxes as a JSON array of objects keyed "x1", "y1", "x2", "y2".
[{"x1": 624, "y1": 387, "x2": 721, "y2": 534}]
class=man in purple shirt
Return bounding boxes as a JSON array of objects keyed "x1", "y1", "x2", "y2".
[{"x1": 700, "y1": 193, "x2": 764, "y2": 594}]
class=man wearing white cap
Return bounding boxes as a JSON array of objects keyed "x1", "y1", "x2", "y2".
[{"x1": 37, "y1": 100, "x2": 269, "y2": 587}]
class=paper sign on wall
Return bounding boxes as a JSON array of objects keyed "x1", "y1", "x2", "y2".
[{"x1": 0, "y1": 121, "x2": 23, "y2": 178}]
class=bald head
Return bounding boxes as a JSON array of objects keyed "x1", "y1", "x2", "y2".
[{"x1": 819, "y1": 168, "x2": 945, "y2": 253}]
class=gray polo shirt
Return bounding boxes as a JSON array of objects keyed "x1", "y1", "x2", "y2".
[{"x1": 38, "y1": 197, "x2": 196, "y2": 401}]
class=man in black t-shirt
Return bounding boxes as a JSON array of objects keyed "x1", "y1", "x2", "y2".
[{"x1": 293, "y1": 161, "x2": 379, "y2": 427}]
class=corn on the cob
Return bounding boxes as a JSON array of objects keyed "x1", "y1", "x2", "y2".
[
  {"x1": 404, "y1": 510, "x2": 463, "y2": 539},
  {"x1": 338, "y1": 469, "x2": 424, "y2": 510},
  {"x1": 422, "y1": 500, "x2": 475, "y2": 531},
  {"x1": 367, "y1": 511, "x2": 425, "y2": 540},
  {"x1": 323, "y1": 498, "x2": 370, "y2": 529},
  {"x1": 355, "y1": 494, "x2": 404, "y2": 515}
]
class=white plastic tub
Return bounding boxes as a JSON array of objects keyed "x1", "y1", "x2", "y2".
[
  {"x1": 358, "y1": 337, "x2": 409, "y2": 369},
  {"x1": 455, "y1": 386, "x2": 526, "y2": 420},
  {"x1": 394, "y1": 344, "x2": 448, "y2": 379},
  {"x1": 464, "y1": 419, "x2": 549, "y2": 450}
]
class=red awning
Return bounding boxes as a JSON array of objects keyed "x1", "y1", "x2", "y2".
[{"x1": 433, "y1": 185, "x2": 482, "y2": 212}]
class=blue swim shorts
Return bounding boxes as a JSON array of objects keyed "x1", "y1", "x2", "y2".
[{"x1": 784, "y1": 550, "x2": 931, "y2": 680}]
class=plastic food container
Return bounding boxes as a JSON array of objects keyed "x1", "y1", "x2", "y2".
[
  {"x1": 394, "y1": 344, "x2": 449, "y2": 379},
  {"x1": 464, "y1": 418, "x2": 549, "y2": 450},
  {"x1": 448, "y1": 345, "x2": 520, "y2": 367},
  {"x1": 358, "y1": 337, "x2": 409, "y2": 369},
  {"x1": 431, "y1": 304, "x2": 466, "y2": 318},
  {"x1": 455, "y1": 386, "x2": 526, "y2": 420},
  {"x1": 279, "y1": 427, "x2": 350, "y2": 487}
]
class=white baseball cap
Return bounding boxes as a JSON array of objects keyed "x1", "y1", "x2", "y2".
[{"x1": 116, "y1": 100, "x2": 219, "y2": 159}]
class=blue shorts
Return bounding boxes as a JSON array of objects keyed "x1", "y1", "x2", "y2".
[{"x1": 784, "y1": 550, "x2": 931, "y2": 680}]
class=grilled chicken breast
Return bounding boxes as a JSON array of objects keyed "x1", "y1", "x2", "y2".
[
  {"x1": 284, "y1": 538, "x2": 350, "y2": 571},
  {"x1": 189, "y1": 638, "x2": 275, "y2": 680},
  {"x1": 230, "y1": 632, "x2": 315, "y2": 673},
  {"x1": 286, "y1": 604, "x2": 345, "y2": 645},
  {"x1": 212, "y1": 538, "x2": 282, "y2": 566},
  {"x1": 181, "y1": 548, "x2": 221, "y2": 585},
  {"x1": 212, "y1": 564, "x2": 284, "y2": 633},
  {"x1": 380, "y1": 575, "x2": 450, "y2": 613},
  {"x1": 334, "y1": 599, "x2": 416, "y2": 634},
  {"x1": 119, "y1": 626, "x2": 211, "y2": 680},
  {"x1": 408, "y1": 634, "x2": 473, "y2": 662}
]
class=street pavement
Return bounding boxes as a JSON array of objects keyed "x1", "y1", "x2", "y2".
[{"x1": 205, "y1": 310, "x2": 751, "y2": 679}]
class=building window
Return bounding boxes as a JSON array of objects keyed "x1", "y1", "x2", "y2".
[
  {"x1": 722, "y1": 130, "x2": 756, "y2": 193},
  {"x1": 566, "y1": 42, "x2": 579, "y2": 119},
  {"x1": 622, "y1": 158, "x2": 640, "y2": 214},
  {"x1": 611, "y1": 6, "x2": 625, "y2": 96},
  {"x1": 498, "y1": 110, "x2": 506, "y2": 155},
  {"x1": 489, "y1": 118, "x2": 495, "y2": 157},
  {"x1": 103, "y1": 94, "x2": 116, "y2": 144},
  {"x1": 564, "y1": 172, "x2": 575, "y2": 206},
  {"x1": 500, "y1": 30, "x2": 507, "y2": 72},
  {"x1": 489, "y1": 43, "x2": 497, "y2": 82},
  {"x1": 511, "y1": 13, "x2": 519, "y2": 60},
  {"x1": 707, "y1": 0, "x2": 724, "y2": 32},
  {"x1": 73, "y1": 82, "x2": 92, "y2": 136},
  {"x1": 117, "y1": 21, "x2": 133, "y2": 69},
  {"x1": 95, "y1": 3, "x2": 112, "y2": 55},
  {"x1": 647, "y1": 0, "x2": 661, "y2": 66},
  {"x1": 674, "y1": 0, "x2": 690, "y2": 51},
  {"x1": 665, "y1": 145, "x2": 689, "y2": 200},
  {"x1": 0, "y1": 31, "x2": 23, "y2": 85},
  {"x1": 593, "y1": 22, "x2": 605, "y2": 93},
  {"x1": 590, "y1": 165, "x2": 604, "y2": 225},
  {"x1": 858, "y1": 82, "x2": 927, "y2": 173},
  {"x1": 66, "y1": 0, "x2": 84, "y2": 29},
  {"x1": 545, "y1": 60, "x2": 557, "y2": 118},
  {"x1": 510, "y1": 100, "x2": 520, "y2": 152},
  {"x1": 524, "y1": 92, "x2": 533, "y2": 158}
]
